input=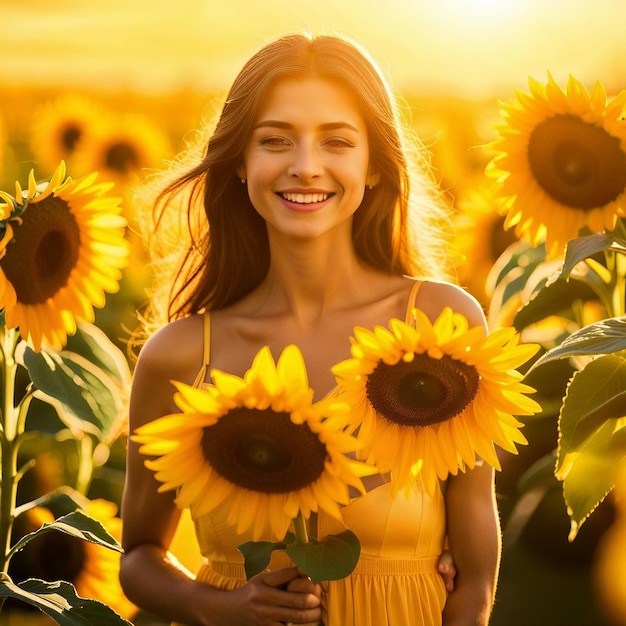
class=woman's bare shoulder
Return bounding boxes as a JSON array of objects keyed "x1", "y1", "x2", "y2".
[
  {"x1": 415, "y1": 279, "x2": 487, "y2": 329},
  {"x1": 135, "y1": 315, "x2": 205, "y2": 380}
]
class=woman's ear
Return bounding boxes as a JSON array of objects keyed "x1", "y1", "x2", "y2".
[
  {"x1": 366, "y1": 171, "x2": 380, "y2": 188},
  {"x1": 236, "y1": 165, "x2": 246, "y2": 180}
]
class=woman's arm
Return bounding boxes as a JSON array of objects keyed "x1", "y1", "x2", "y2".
[
  {"x1": 425, "y1": 283, "x2": 500, "y2": 624},
  {"x1": 119, "y1": 324, "x2": 321, "y2": 626},
  {"x1": 442, "y1": 463, "x2": 501, "y2": 626}
]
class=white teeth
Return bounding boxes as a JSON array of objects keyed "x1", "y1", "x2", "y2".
[{"x1": 281, "y1": 192, "x2": 328, "y2": 204}]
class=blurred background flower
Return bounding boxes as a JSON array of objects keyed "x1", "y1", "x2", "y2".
[
  {"x1": 28, "y1": 94, "x2": 110, "y2": 174},
  {"x1": 70, "y1": 112, "x2": 172, "y2": 199}
]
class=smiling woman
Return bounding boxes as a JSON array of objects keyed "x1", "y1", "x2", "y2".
[
  {"x1": 239, "y1": 76, "x2": 377, "y2": 241},
  {"x1": 116, "y1": 31, "x2": 541, "y2": 626}
]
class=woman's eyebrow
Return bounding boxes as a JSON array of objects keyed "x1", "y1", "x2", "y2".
[{"x1": 253, "y1": 120, "x2": 361, "y2": 133}]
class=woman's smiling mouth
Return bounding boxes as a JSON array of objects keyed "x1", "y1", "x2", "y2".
[{"x1": 279, "y1": 192, "x2": 332, "y2": 204}]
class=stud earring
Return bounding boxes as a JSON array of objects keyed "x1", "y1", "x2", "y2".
[
  {"x1": 241, "y1": 178, "x2": 246, "y2": 184},
  {"x1": 368, "y1": 184, "x2": 374, "y2": 190}
]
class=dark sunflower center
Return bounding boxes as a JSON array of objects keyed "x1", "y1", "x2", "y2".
[
  {"x1": 366, "y1": 353, "x2": 480, "y2": 426},
  {"x1": 201, "y1": 407, "x2": 327, "y2": 493},
  {"x1": 0, "y1": 196, "x2": 80, "y2": 305},
  {"x1": 489, "y1": 215, "x2": 517, "y2": 261},
  {"x1": 106, "y1": 142, "x2": 139, "y2": 174},
  {"x1": 8, "y1": 531, "x2": 86, "y2": 584},
  {"x1": 61, "y1": 123, "x2": 82, "y2": 152},
  {"x1": 527, "y1": 113, "x2": 626, "y2": 209}
]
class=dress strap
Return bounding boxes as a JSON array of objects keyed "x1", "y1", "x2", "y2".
[
  {"x1": 191, "y1": 313, "x2": 211, "y2": 389},
  {"x1": 404, "y1": 280, "x2": 423, "y2": 324}
]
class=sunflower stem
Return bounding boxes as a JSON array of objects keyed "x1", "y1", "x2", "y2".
[
  {"x1": 0, "y1": 328, "x2": 21, "y2": 575},
  {"x1": 605, "y1": 248, "x2": 626, "y2": 318},
  {"x1": 292, "y1": 511, "x2": 309, "y2": 545},
  {"x1": 613, "y1": 251, "x2": 626, "y2": 318},
  {"x1": 75, "y1": 435, "x2": 94, "y2": 495}
]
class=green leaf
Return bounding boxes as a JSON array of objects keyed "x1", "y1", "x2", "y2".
[
  {"x1": 64, "y1": 321, "x2": 132, "y2": 387},
  {"x1": 238, "y1": 539, "x2": 289, "y2": 580},
  {"x1": 560, "y1": 231, "x2": 626, "y2": 280},
  {"x1": 561, "y1": 422, "x2": 626, "y2": 541},
  {"x1": 488, "y1": 239, "x2": 547, "y2": 296},
  {"x1": 487, "y1": 240, "x2": 547, "y2": 317},
  {"x1": 9, "y1": 510, "x2": 122, "y2": 559},
  {"x1": 286, "y1": 530, "x2": 361, "y2": 584},
  {"x1": 13, "y1": 486, "x2": 88, "y2": 519},
  {"x1": 554, "y1": 355, "x2": 626, "y2": 539},
  {"x1": 0, "y1": 577, "x2": 132, "y2": 625},
  {"x1": 570, "y1": 391, "x2": 626, "y2": 449},
  {"x1": 17, "y1": 343, "x2": 127, "y2": 442},
  {"x1": 557, "y1": 355, "x2": 626, "y2": 473},
  {"x1": 530, "y1": 317, "x2": 626, "y2": 372},
  {"x1": 512, "y1": 277, "x2": 599, "y2": 331}
]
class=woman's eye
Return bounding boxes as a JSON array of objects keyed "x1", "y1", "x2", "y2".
[
  {"x1": 324, "y1": 138, "x2": 354, "y2": 149},
  {"x1": 259, "y1": 136, "x2": 290, "y2": 147}
]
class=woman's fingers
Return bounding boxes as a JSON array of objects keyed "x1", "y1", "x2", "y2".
[
  {"x1": 286, "y1": 575, "x2": 321, "y2": 598},
  {"x1": 437, "y1": 549, "x2": 457, "y2": 592},
  {"x1": 248, "y1": 567, "x2": 322, "y2": 624}
]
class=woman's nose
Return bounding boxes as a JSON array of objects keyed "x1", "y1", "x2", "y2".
[{"x1": 288, "y1": 142, "x2": 323, "y2": 181}]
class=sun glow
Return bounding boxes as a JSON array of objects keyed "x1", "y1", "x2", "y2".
[
  {"x1": 440, "y1": 0, "x2": 529, "y2": 17},
  {"x1": 0, "y1": 1, "x2": 624, "y2": 99},
  {"x1": 429, "y1": 0, "x2": 533, "y2": 29}
]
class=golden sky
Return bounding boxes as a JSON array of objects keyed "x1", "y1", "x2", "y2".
[{"x1": 3, "y1": 0, "x2": 626, "y2": 98}]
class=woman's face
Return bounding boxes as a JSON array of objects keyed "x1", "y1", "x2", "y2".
[{"x1": 239, "y1": 76, "x2": 378, "y2": 241}]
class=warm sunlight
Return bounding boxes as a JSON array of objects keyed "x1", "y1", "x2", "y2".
[
  {"x1": 1, "y1": 3, "x2": 626, "y2": 626},
  {"x1": 1, "y1": 0, "x2": 624, "y2": 97},
  {"x1": 439, "y1": 0, "x2": 528, "y2": 18}
]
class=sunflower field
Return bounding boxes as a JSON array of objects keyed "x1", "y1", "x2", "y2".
[{"x1": 1, "y1": 69, "x2": 625, "y2": 626}]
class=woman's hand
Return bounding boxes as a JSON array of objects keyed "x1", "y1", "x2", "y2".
[
  {"x1": 286, "y1": 571, "x2": 323, "y2": 626},
  {"x1": 437, "y1": 550, "x2": 457, "y2": 592},
  {"x1": 216, "y1": 567, "x2": 321, "y2": 626}
]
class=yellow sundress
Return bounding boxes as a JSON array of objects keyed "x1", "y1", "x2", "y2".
[{"x1": 173, "y1": 281, "x2": 448, "y2": 626}]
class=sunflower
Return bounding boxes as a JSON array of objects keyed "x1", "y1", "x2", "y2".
[
  {"x1": 453, "y1": 182, "x2": 518, "y2": 303},
  {"x1": 0, "y1": 161, "x2": 130, "y2": 351},
  {"x1": 331, "y1": 307, "x2": 541, "y2": 495},
  {"x1": 486, "y1": 74, "x2": 626, "y2": 257},
  {"x1": 72, "y1": 112, "x2": 171, "y2": 189},
  {"x1": 134, "y1": 345, "x2": 366, "y2": 541},
  {"x1": 8, "y1": 500, "x2": 137, "y2": 621},
  {"x1": 28, "y1": 93, "x2": 109, "y2": 173}
]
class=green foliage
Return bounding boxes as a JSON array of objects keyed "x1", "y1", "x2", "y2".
[
  {"x1": 0, "y1": 578, "x2": 132, "y2": 625},
  {"x1": 286, "y1": 530, "x2": 361, "y2": 584},
  {"x1": 239, "y1": 529, "x2": 361, "y2": 585},
  {"x1": 0, "y1": 320, "x2": 133, "y2": 623},
  {"x1": 530, "y1": 318, "x2": 626, "y2": 370},
  {"x1": 559, "y1": 231, "x2": 626, "y2": 280},
  {"x1": 8, "y1": 510, "x2": 122, "y2": 561},
  {"x1": 17, "y1": 321, "x2": 131, "y2": 443},
  {"x1": 0, "y1": 494, "x2": 130, "y2": 624},
  {"x1": 238, "y1": 536, "x2": 292, "y2": 581},
  {"x1": 492, "y1": 226, "x2": 626, "y2": 540},
  {"x1": 556, "y1": 356, "x2": 626, "y2": 538}
]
